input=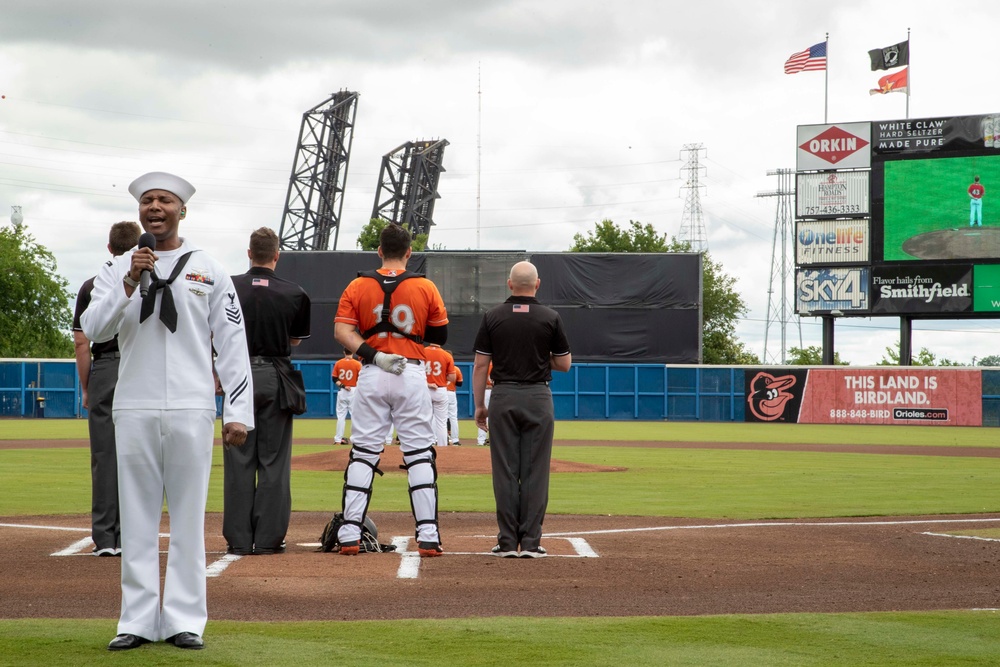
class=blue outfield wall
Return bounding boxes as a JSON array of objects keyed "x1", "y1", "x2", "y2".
[{"x1": 4, "y1": 359, "x2": 1000, "y2": 426}]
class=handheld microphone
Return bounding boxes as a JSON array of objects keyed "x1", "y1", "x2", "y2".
[{"x1": 137, "y1": 232, "x2": 156, "y2": 298}]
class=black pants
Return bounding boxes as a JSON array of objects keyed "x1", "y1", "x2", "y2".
[
  {"x1": 223, "y1": 362, "x2": 294, "y2": 552},
  {"x1": 88, "y1": 357, "x2": 120, "y2": 551},
  {"x1": 487, "y1": 384, "x2": 554, "y2": 552}
]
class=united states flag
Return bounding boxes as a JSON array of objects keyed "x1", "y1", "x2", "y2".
[
  {"x1": 512, "y1": 304, "x2": 530, "y2": 313},
  {"x1": 784, "y1": 42, "x2": 827, "y2": 74}
]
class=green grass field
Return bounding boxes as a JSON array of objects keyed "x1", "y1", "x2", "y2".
[
  {"x1": 883, "y1": 154, "x2": 1000, "y2": 261},
  {"x1": 3, "y1": 418, "x2": 1000, "y2": 665}
]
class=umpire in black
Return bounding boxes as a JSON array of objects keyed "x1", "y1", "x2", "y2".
[
  {"x1": 224, "y1": 227, "x2": 311, "y2": 555},
  {"x1": 73, "y1": 220, "x2": 142, "y2": 557},
  {"x1": 473, "y1": 261, "x2": 571, "y2": 558}
]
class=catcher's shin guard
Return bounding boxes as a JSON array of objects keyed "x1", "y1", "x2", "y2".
[
  {"x1": 339, "y1": 444, "x2": 383, "y2": 543},
  {"x1": 400, "y1": 445, "x2": 440, "y2": 543}
]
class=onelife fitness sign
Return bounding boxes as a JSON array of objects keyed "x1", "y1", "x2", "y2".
[{"x1": 796, "y1": 122, "x2": 871, "y2": 171}]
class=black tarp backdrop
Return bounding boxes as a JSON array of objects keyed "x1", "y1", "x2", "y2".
[{"x1": 277, "y1": 251, "x2": 702, "y2": 363}]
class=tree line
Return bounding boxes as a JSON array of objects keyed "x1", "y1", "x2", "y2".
[{"x1": 5, "y1": 216, "x2": 991, "y2": 366}]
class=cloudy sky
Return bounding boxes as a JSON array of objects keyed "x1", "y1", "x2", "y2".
[{"x1": 0, "y1": 1, "x2": 996, "y2": 365}]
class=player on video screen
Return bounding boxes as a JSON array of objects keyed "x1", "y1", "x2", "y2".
[{"x1": 969, "y1": 175, "x2": 985, "y2": 227}]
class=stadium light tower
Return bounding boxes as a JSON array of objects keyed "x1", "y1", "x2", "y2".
[
  {"x1": 371, "y1": 139, "x2": 449, "y2": 240},
  {"x1": 278, "y1": 90, "x2": 359, "y2": 251}
]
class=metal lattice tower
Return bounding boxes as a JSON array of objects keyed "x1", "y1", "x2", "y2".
[
  {"x1": 678, "y1": 143, "x2": 708, "y2": 253},
  {"x1": 278, "y1": 90, "x2": 359, "y2": 251},
  {"x1": 756, "y1": 168, "x2": 801, "y2": 364},
  {"x1": 371, "y1": 139, "x2": 449, "y2": 239}
]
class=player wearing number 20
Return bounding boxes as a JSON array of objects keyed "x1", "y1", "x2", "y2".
[
  {"x1": 332, "y1": 349, "x2": 362, "y2": 445},
  {"x1": 424, "y1": 343, "x2": 457, "y2": 446},
  {"x1": 333, "y1": 223, "x2": 449, "y2": 557}
]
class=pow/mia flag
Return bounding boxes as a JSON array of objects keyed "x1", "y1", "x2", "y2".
[{"x1": 868, "y1": 40, "x2": 909, "y2": 71}]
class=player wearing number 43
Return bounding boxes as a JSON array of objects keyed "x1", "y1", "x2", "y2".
[
  {"x1": 424, "y1": 343, "x2": 457, "y2": 446},
  {"x1": 969, "y1": 175, "x2": 985, "y2": 227},
  {"x1": 333, "y1": 223, "x2": 449, "y2": 557}
]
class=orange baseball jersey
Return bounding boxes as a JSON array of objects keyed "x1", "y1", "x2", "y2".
[
  {"x1": 424, "y1": 344, "x2": 456, "y2": 388},
  {"x1": 448, "y1": 366, "x2": 463, "y2": 391},
  {"x1": 486, "y1": 361, "x2": 494, "y2": 388},
  {"x1": 335, "y1": 269, "x2": 448, "y2": 360},
  {"x1": 333, "y1": 357, "x2": 362, "y2": 388}
]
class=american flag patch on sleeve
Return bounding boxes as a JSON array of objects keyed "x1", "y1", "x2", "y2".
[
  {"x1": 252, "y1": 278, "x2": 269, "y2": 287},
  {"x1": 512, "y1": 304, "x2": 529, "y2": 313}
]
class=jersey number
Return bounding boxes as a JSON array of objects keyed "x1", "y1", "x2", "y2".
[
  {"x1": 426, "y1": 361, "x2": 443, "y2": 378},
  {"x1": 371, "y1": 303, "x2": 415, "y2": 338},
  {"x1": 338, "y1": 369, "x2": 355, "y2": 382}
]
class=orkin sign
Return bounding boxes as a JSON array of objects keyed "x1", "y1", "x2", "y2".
[{"x1": 796, "y1": 122, "x2": 872, "y2": 171}]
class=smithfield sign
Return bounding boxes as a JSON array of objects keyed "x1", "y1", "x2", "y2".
[{"x1": 796, "y1": 122, "x2": 871, "y2": 171}]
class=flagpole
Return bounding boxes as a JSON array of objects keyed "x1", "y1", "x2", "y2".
[
  {"x1": 905, "y1": 27, "x2": 911, "y2": 119},
  {"x1": 824, "y1": 32, "x2": 829, "y2": 123}
]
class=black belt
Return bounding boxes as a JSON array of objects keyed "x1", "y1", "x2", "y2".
[
  {"x1": 92, "y1": 352, "x2": 121, "y2": 361},
  {"x1": 250, "y1": 355, "x2": 289, "y2": 364},
  {"x1": 493, "y1": 380, "x2": 549, "y2": 386}
]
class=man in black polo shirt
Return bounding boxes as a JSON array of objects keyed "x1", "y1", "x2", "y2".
[
  {"x1": 473, "y1": 261, "x2": 572, "y2": 558},
  {"x1": 73, "y1": 221, "x2": 142, "y2": 557},
  {"x1": 225, "y1": 227, "x2": 311, "y2": 555}
]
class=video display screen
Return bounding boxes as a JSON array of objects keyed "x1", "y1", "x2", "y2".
[{"x1": 881, "y1": 153, "x2": 1000, "y2": 262}]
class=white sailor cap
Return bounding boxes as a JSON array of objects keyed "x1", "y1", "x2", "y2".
[{"x1": 128, "y1": 172, "x2": 196, "y2": 204}]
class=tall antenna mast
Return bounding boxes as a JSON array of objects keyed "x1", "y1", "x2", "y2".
[
  {"x1": 678, "y1": 143, "x2": 708, "y2": 252},
  {"x1": 476, "y1": 62, "x2": 482, "y2": 249},
  {"x1": 756, "y1": 168, "x2": 801, "y2": 363}
]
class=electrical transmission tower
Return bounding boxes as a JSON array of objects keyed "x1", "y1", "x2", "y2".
[
  {"x1": 756, "y1": 168, "x2": 801, "y2": 364},
  {"x1": 278, "y1": 90, "x2": 359, "y2": 251},
  {"x1": 371, "y1": 139, "x2": 449, "y2": 240},
  {"x1": 678, "y1": 143, "x2": 708, "y2": 253}
]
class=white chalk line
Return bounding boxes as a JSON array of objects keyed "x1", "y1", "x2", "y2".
[
  {"x1": 7, "y1": 521, "x2": 242, "y2": 575},
  {"x1": 206, "y1": 553, "x2": 242, "y2": 578},
  {"x1": 394, "y1": 536, "x2": 420, "y2": 579},
  {"x1": 1, "y1": 522, "x2": 90, "y2": 532},
  {"x1": 535, "y1": 517, "x2": 1000, "y2": 538},
  {"x1": 922, "y1": 531, "x2": 1000, "y2": 544}
]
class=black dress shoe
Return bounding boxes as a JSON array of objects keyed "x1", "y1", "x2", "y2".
[
  {"x1": 107, "y1": 634, "x2": 150, "y2": 651},
  {"x1": 166, "y1": 632, "x2": 204, "y2": 650}
]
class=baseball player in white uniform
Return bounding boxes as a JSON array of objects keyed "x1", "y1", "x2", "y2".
[{"x1": 82, "y1": 172, "x2": 254, "y2": 652}]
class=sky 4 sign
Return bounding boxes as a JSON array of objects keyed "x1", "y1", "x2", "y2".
[
  {"x1": 796, "y1": 267, "x2": 869, "y2": 313},
  {"x1": 796, "y1": 123, "x2": 871, "y2": 170}
]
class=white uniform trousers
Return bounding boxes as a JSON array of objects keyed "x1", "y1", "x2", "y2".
[
  {"x1": 446, "y1": 389, "x2": 459, "y2": 443},
  {"x1": 335, "y1": 387, "x2": 354, "y2": 442},
  {"x1": 477, "y1": 388, "x2": 492, "y2": 444},
  {"x1": 113, "y1": 408, "x2": 215, "y2": 641},
  {"x1": 428, "y1": 385, "x2": 450, "y2": 446},
  {"x1": 341, "y1": 362, "x2": 439, "y2": 544}
]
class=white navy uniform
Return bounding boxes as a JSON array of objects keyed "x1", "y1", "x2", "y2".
[{"x1": 81, "y1": 238, "x2": 253, "y2": 641}]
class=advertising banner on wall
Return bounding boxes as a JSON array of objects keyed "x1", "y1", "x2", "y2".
[
  {"x1": 796, "y1": 267, "x2": 870, "y2": 313},
  {"x1": 796, "y1": 220, "x2": 870, "y2": 265},
  {"x1": 872, "y1": 114, "x2": 1000, "y2": 155},
  {"x1": 973, "y1": 264, "x2": 1000, "y2": 312},
  {"x1": 797, "y1": 123, "x2": 871, "y2": 170},
  {"x1": 744, "y1": 368, "x2": 982, "y2": 426},
  {"x1": 796, "y1": 171, "x2": 870, "y2": 218},
  {"x1": 870, "y1": 265, "x2": 973, "y2": 314}
]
